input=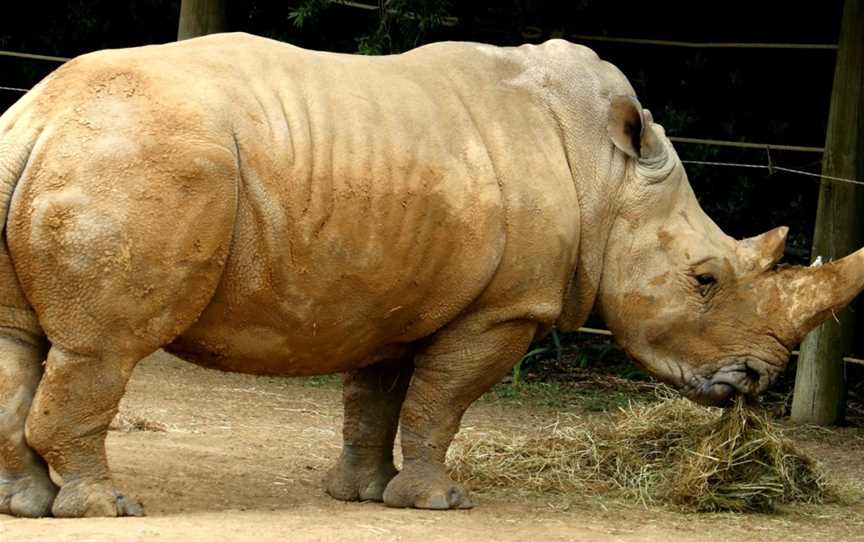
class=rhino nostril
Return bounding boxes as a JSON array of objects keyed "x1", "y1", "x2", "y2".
[{"x1": 744, "y1": 362, "x2": 761, "y2": 383}]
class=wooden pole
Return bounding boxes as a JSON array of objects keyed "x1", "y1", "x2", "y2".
[
  {"x1": 177, "y1": 0, "x2": 226, "y2": 41},
  {"x1": 792, "y1": 0, "x2": 864, "y2": 425}
]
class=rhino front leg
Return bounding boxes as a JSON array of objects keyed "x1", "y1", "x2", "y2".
[
  {"x1": 24, "y1": 346, "x2": 144, "y2": 518},
  {"x1": 383, "y1": 318, "x2": 536, "y2": 509},
  {"x1": 0, "y1": 330, "x2": 56, "y2": 518},
  {"x1": 325, "y1": 359, "x2": 413, "y2": 502}
]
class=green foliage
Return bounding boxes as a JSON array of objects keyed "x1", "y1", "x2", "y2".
[
  {"x1": 287, "y1": 0, "x2": 330, "y2": 28},
  {"x1": 511, "y1": 328, "x2": 644, "y2": 386},
  {"x1": 579, "y1": 389, "x2": 639, "y2": 412},
  {"x1": 288, "y1": 0, "x2": 452, "y2": 54},
  {"x1": 357, "y1": 0, "x2": 452, "y2": 54},
  {"x1": 488, "y1": 381, "x2": 648, "y2": 412},
  {"x1": 512, "y1": 328, "x2": 562, "y2": 386}
]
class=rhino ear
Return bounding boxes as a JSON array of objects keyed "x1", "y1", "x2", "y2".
[
  {"x1": 608, "y1": 97, "x2": 666, "y2": 162},
  {"x1": 639, "y1": 112, "x2": 665, "y2": 162},
  {"x1": 643, "y1": 109, "x2": 654, "y2": 124},
  {"x1": 607, "y1": 95, "x2": 643, "y2": 159}
]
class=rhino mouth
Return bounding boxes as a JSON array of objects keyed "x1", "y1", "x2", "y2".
[
  {"x1": 686, "y1": 358, "x2": 781, "y2": 407},
  {"x1": 626, "y1": 349, "x2": 783, "y2": 407}
]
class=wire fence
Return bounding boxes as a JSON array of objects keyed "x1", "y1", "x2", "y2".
[
  {"x1": 682, "y1": 160, "x2": 864, "y2": 187},
  {"x1": 568, "y1": 34, "x2": 838, "y2": 50},
  {"x1": 669, "y1": 136, "x2": 823, "y2": 154},
  {"x1": 0, "y1": 49, "x2": 69, "y2": 62},
  {"x1": 0, "y1": 85, "x2": 30, "y2": 93}
]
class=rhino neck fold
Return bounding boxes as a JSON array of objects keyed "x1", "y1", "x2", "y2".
[
  {"x1": 537, "y1": 57, "x2": 635, "y2": 333},
  {"x1": 554, "y1": 130, "x2": 626, "y2": 332}
]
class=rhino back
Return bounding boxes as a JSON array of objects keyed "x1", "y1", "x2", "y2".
[
  {"x1": 160, "y1": 36, "x2": 580, "y2": 375},
  {"x1": 9, "y1": 34, "x2": 585, "y2": 375}
]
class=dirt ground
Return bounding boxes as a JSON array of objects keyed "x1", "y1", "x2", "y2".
[{"x1": 2, "y1": 351, "x2": 863, "y2": 541}]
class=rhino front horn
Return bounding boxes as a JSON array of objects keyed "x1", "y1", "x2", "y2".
[{"x1": 786, "y1": 246, "x2": 864, "y2": 338}]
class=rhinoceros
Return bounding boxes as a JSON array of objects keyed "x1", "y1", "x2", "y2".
[{"x1": 0, "y1": 32, "x2": 860, "y2": 518}]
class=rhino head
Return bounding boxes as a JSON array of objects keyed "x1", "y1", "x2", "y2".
[{"x1": 591, "y1": 95, "x2": 864, "y2": 406}]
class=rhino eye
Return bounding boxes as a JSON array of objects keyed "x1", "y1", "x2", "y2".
[
  {"x1": 696, "y1": 274, "x2": 716, "y2": 296},
  {"x1": 696, "y1": 274, "x2": 715, "y2": 285}
]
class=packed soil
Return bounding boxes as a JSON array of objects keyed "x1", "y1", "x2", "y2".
[{"x1": 2, "y1": 351, "x2": 863, "y2": 541}]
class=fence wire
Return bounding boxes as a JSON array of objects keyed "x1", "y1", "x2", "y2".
[{"x1": 681, "y1": 159, "x2": 864, "y2": 187}]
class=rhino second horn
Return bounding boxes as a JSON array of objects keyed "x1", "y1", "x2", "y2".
[{"x1": 738, "y1": 226, "x2": 788, "y2": 274}]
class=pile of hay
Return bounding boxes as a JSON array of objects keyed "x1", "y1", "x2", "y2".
[{"x1": 447, "y1": 396, "x2": 827, "y2": 512}]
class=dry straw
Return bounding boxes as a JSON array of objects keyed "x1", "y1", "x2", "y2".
[{"x1": 447, "y1": 393, "x2": 827, "y2": 512}]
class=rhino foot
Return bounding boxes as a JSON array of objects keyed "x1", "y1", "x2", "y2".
[
  {"x1": 0, "y1": 471, "x2": 58, "y2": 518},
  {"x1": 382, "y1": 462, "x2": 473, "y2": 510},
  {"x1": 51, "y1": 480, "x2": 144, "y2": 518},
  {"x1": 324, "y1": 453, "x2": 398, "y2": 502}
]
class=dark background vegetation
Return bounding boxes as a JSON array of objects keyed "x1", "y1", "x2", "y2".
[{"x1": 0, "y1": 1, "x2": 858, "y2": 413}]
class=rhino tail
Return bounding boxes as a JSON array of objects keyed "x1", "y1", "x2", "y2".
[
  {"x1": 0, "y1": 124, "x2": 44, "y2": 337},
  {"x1": 0, "y1": 131, "x2": 37, "y2": 234}
]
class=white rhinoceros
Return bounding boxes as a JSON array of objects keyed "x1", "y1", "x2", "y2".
[{"x1": 0, "y1": 33, "x2": 860, "y2": 518}]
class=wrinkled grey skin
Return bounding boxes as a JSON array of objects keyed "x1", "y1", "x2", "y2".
[{"x1": 0, "y1": 34, "x2": 862, "y2": 518}]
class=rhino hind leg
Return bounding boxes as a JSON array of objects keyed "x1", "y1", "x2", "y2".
[
  {"x1": 4, "y1": 132, "x2": 239, "y2": 517},
  {"x1": 0, "y1": 331, "x2": 56, "y2": 518},
  {"x1": 325, "y1": 359, "x2": 413, "y2": 502},
  {"x1": 23, "y1": 346, "x2": 147, "y2": 518},
  {"x1": 383, "y1": 317, "x2": 536, "y2": 510},
  {"x1": 15, "y1": 197, "x2": 235, "y2": 518}
]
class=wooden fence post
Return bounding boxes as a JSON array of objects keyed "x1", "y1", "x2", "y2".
[
  {"x1": 177, "y1": 0, "x2": 226, "y2": 41},
  {"x1": 791, "y1": 0, "x2": 864, "y2": 425}
]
